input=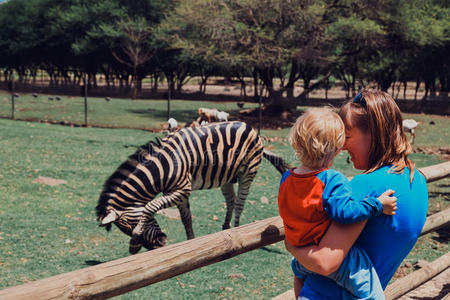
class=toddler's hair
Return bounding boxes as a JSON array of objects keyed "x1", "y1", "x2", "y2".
[{"x1": 289, "y1": 107, "x2": 345, "y2": 169}]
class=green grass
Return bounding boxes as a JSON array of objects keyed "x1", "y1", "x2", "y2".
[
  {"x1": 0, "y1": 91, "x2": 258, "y2": 130},
  {"x1": 0, "y1": 100, "x2": 448, "y2": 299}
]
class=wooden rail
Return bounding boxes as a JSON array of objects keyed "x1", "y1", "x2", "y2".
[
  {"x1": 385, "y1": 252, "x2": 450, "y2": 299},
  {"x1": 0, "y1": 161, "x2": 449, "y2": 299},
  {"x1": 419, "y1": 161, "x2": 450, "y2": 183},
  {"x1": 0, "y1": 218, "x2": 285, "y2": 300}
]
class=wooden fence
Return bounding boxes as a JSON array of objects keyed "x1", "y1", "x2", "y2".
[{"x1": 0, "y1": 161, "x2": 449, "y2": 300}]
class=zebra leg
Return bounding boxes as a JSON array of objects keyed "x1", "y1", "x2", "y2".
[
  {"x1": 220, "y1": 183, "x2": 237, "y2": 230},
  {"x1": 234, "y1": 170, "x2": 258, "y2": 227},
  {"x1": 177, "y1": 200, "x2": 194, "y2": 239}
]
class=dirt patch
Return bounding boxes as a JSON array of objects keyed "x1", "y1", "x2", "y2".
[
  {"x1": 157, "y1": 208, "x2": 180, "y2": 220},
  {"x1": 33, "y1": 176, "x2": 67, "y2": 186},
  {"x1": 414, "y1": 147, "x2": 450, "y2": 160},
  {"x1": 17, "y1": 107, "x2": 34, "y2": 112}
]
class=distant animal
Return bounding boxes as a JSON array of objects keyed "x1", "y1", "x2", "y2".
[
  {"x1": 197, "y1": 107, "x2": 229, "y2": 123},
  {"x1": 184, "y1": 120, "x2": 209, "y2": 128},
  {"x1": 197, "y1": 107, "x2": 219, "y2": 123},
  {"x1": 237, "y1": 102, "x2": 244, "y2": 109},
  {"x1": 48, "y1": 97, "x2": 54, "y2": 101},
  {"x1": 32, "y1": 93, "x2": 38, "y2": 98},
  {"x1": 96, "y1": 121, "x2": 289, "y2": 254},
  {"x1": 105, "y1": 97, "x2": 111, "y2": 102},
  {"x1": 13, "y1": 93, "x2": 19, "y2": 97},
  {"x1": 403, "y1": 119, "x2": 418, "y2": 144},
  {"x1": 55, "y1": 96, "x2": 61, "y2": 101},
  {"x1": 217, "y1": 111, "x2": 229, "y2": 122},
  {"x1": 167, "y1": 118, "x2": 178, "y2": 132}
]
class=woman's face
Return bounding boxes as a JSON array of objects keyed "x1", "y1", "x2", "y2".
[{"x1": 343, "y1": 126, "x2": 371, "y2": 170}]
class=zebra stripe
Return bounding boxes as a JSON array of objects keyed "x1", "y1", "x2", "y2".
[{"x1": 96, "y1": 121, "x2": 289, "y2": 253}]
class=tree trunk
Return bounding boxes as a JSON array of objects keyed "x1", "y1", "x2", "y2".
[
  {"x1": 253, "y1": 68, "x2": 259, "y2": 99},
  {"x1": 403, "y1": 81, "x2": 407, "y2": 100},
  {"x1": 286, "y1": 60, "x2": 298, "y2": 100},
  {"x1": 131, "y1": 64, "x2": 137, "y2": 99},
  {"x1": 239, "y1": 78, "x2": 247, "y2": 98},
  {"x1": 294, "y1": 70, "x2": 333, "y2": 106},
  {"x1": 414, "y1": 78, "x2": 420, "y2": 101},
  {"x1": 152, "y1": 73, "x2": 159, "y2": 93}
]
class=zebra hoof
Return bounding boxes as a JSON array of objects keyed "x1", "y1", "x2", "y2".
[{"x1": 222, "y1": 224, "x2": 230, "y2": 230}]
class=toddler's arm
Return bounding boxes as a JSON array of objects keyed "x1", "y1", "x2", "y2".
[{"x1": 324, "y1": 172, "x2": 385, "y2": 223}]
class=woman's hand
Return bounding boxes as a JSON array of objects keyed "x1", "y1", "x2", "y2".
[{"x1": 284, "y1": 220, "x2": 367, "y2": 276}]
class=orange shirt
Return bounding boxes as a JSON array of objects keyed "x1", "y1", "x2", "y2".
[{"x1": 278, "y1": 168, "x2": 330, "y2": 246}]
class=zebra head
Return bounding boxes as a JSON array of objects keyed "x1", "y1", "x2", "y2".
[
  {"x1": 129, "y1": 218, "x2": 167, "y2": 254},
  {"x1": 96, "y1": 139, "x2": 169, "y2": 254},
  {"x1": 98, "y1": 208, "x2": 167, "y2": 254}
]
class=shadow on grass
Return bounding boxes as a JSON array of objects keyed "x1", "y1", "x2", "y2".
[
  {"x1": 431, "y1": 227, "x2": 450, "y2": 244},
  {"x1": 85, "y1": 260, "x2": 104, "y2": 266},
  {"x1": 259, "y1": 246, "x2": 284, "y2": 254},
  {"x1": 428, "y1": 191, "x2": 450, "y2": 200},
  {"x1": 123, "y1": 144, "x2": 142, "y2": 149},
  {"x1": 126, "y1": 108, "x2": 198, "y2": 123}
]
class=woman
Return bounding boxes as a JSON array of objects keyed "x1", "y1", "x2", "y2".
[{"x1": 285, "y1": 90, "x2": 429, "y2": 299}]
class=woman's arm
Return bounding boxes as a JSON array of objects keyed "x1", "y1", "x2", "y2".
[{"x1": 285, "y1": 220, "x2": 367, "y2": 276}]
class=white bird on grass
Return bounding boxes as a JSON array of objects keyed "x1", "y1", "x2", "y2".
[{"x1": 168, "y1": 118, "x2": 178, "y2": 132}]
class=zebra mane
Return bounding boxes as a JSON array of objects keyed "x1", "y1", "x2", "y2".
[
  {"x1": 138, "y1": 137, "x2": 164, "y2": 157},
  {"x1": 95, "y1": 135, "x2": 169, "y2": 230}
]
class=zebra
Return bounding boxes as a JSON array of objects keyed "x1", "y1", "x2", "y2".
[{"x1": 96, "y1": 121, "x2": 289, "y2": 254}]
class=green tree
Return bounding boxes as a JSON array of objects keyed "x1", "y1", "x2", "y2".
[
  {"x1": 158, "y1": 0, "x2": 401, "y2": 110},
  {"x1": 105, "y1": 17, "x2": 154, "y2": 98}
]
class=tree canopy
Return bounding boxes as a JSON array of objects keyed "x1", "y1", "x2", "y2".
[{"x1": 0, "y1": 0, "x2": 448, "y2": 103}]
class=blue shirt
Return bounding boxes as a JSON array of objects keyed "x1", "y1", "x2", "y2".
[{"x1": 300, "y1": 166, "x2": 428, "y2": 298}]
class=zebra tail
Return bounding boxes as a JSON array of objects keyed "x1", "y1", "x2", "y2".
[{"x1": 262, "y1": 150, "x2": 292, "y2": 174}]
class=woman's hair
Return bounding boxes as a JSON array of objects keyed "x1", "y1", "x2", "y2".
[
  {"x1": 289, "y1": 107, "x2": 345, "y2": 169},
  {"x1": 338, "y1": 89, "x2": 415, "y2": 181}
]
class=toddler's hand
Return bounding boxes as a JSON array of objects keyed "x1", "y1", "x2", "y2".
[{"x1": 378, "y1": 189, "x2": 397, "y2": 215}]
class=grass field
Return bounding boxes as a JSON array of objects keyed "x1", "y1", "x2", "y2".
[
  {"x1": 0, "y1": 95, "x2": 448, "y2": 299},
  {"x1": 0, "y1": 91, "x2": 259, "y2": 130}
]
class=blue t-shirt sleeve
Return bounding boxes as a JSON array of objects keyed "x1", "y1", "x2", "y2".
[
  {"x1": 321, "y1": 170, "x2": 383, "y2": 224},
  {"x1": 279, "y1": 169, "x2": 291, "y2": 187}
]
